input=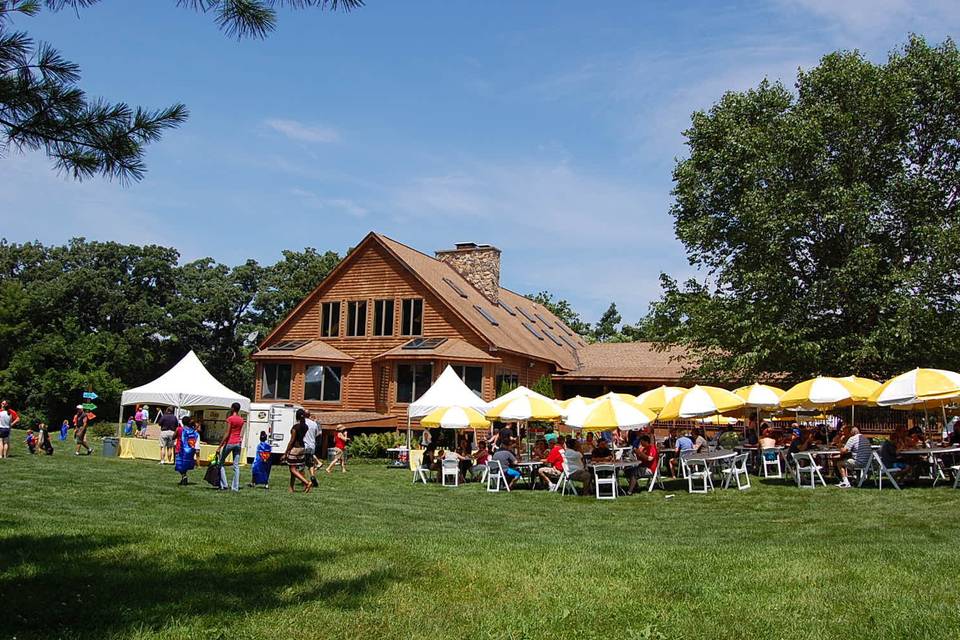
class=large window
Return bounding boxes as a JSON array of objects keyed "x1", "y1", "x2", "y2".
[
  {"x1": 321, "y1": 301, "x2": 340, "y2": 337},
  {"x1": 495, "y1": 369, "x2": 519, "y2": 394},
  {"x1": 396, "y1": 363, "x2": 433, "y2": 403},
  {"x1": 304, "y1": 365, "x2": 342, "y2": 402},
  {"x1": 346, "y1": 300, "x2": 367, "y2": 337},
  {"x1": 452, "y1": 364, "x2": 483, "y2": 397},
  {"x1": 401, "y1": 298, "x2": 423, "y2": 336},
  {"x1": 373, "y1": 299, "x2": 395, "y2": 336},
  {"x1": 261, "y1": 363, "x2": 292, "y2": 400}
]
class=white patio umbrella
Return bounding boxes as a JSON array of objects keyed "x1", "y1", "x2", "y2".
[{"x1": 566, "y1": 393, "x2": 655, "y2": 431}]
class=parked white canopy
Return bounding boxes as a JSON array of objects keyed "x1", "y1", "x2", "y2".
[
  {"x1": 120, "y1": 350, "x2": 251, "y2": 411},
  {"x1": 408, "y1": 365, "x2": 489, "y2": 417}
]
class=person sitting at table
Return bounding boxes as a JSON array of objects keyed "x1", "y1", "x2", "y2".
[
  {"x1": 836, "y1": 427, "x2": 873, "y2": 488},
  {"x1": 945, "y1": 421, "x2": 960, "y2": 446},
  {"x1": 831, "y1": 423, "x2": 852, "y2": 448},
  {"x1": 669, "y1": 431, "x2": 695, "y2": 478},
  {"x1": 531, "y1": 437, "x2": 548, "y2": 460},
  {"x1": 878, "y1": 434, "x2": 910, "y2": 478},
  {"x1": 537, "y1": 438, "x2": 566, "y2": 489},
  {"x1": 544, "y1": 426, "x2": 559, "y2": 445},
  {"x1": 626, "y1": 434, "x2": 659, "y2": 495},
  {"x1": 612, "y1": 428, "x2": 626, "y2": 448},
  {"x1": 581, "y1": 432, "x2": 596, "y2": 456},
  {"x1": 591, "y1": 437, "x2": 613, "y2": 463},
  {"x1": 562, "y1": 438, "x2": 592, "y2": 493},
  {"x1": 491, "y1": 445, "x2": 521, "y2": 488},
  {"x1": 786, "y1": 427, "x2": 803, "y2": 456},
  {"x1": 906, "y1": 425, "x2": 927, "y2": 448},
  {"x1": 692, "y1": 427, "x2": 708, "y2": 452},
  {"x1": 469, "y1": 441, "x2": 491, "y2": 481}
]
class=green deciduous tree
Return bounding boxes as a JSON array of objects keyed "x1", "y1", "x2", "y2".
[
  {"x1": 0, "y1": 0, "x2": 361, "y2": 181},
  {"x1": 592, "y1": 302, "x2": 621, "y2": 343},
  {"x1": 653, "y1": 36, "x2": 960, "y2": 383}
]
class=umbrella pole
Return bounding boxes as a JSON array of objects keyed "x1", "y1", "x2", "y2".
[{"x1": 941, "y1": 401, "x2": 948, "y2": 440}]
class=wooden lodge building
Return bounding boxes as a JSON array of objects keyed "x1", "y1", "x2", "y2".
[{"x1": 252, "y1": 232, "x2": 686, "y2": 434}]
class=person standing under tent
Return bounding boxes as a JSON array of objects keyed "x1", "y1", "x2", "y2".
[
  {"x1": 157, "y1": 406, "x2": 179, "y2": 465},
  {"x1": 325, "y1": 425, "x2": 350, "y2": 474},
  {"x1": 302, "y1": 410, "x2": 321, "y2": 488},
  {"x1": 134, "y1": 405, "x2": 147, "y2": 438},
  {"x1": 174, "y1": 417, "x2": 200, "y2": 486},
  {"x1": 74, "y1": 406, "x2": 92, "y2": 455},
  {"x1": 282, "y1": 409, "x2": 311, "y2": 493},
  {"x1": 217, "y1": 402, "x2": 245, "y2": 492}
]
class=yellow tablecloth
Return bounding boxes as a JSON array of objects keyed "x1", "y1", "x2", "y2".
[{"x1": 118, "y1": 438, "x2": 245, "y2": 465}]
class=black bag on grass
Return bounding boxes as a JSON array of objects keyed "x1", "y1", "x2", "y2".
[{"x1": 204, "y1": 454, "x2": 222, "y2": 487}]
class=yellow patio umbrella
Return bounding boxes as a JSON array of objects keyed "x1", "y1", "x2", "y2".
[
  {"x1": 869, "y1": 368, "x2": 960, "y2": 406},
  {"x1": 779, "y1": 376, "x2": 873, "y2": 409},
  {"x1": 635, "y1": 386, "x2": 686, "y2": 414},
  {"x1": 421, "y1": 406, "x2": 490, "y2": 429},
  {"x1": 566, "y1": 394, "x2": 656, "y2": 431},
  {"x1": 559, "y1": 395, "x2": 595, "y2": 416},
  {"x1": 842, "y1": 376, "x2": 882, "y2": 398},
  {"x1": 658, "y1": 385, "x2": 746, "y2": 420},
  {"x1": 486, "y1": 392, "x2": 563, "y2": 421},
  {"x1": 733, "y1": 383, "x2": 785, "y2": 440}
]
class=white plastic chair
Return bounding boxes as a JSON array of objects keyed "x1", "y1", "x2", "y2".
[
  {"x1": 791, "y1": 452, "x2": 825, "y2": 488},
  {"x1": 646, "y1": 454, "x2": 667, "y2": 493},
  {"x1": 441, "y1": 459, "x2": 460, "y2": 487},
  {"x1": 593, "y1": 464, "x2": 617, "y2": 500},
  {"x1": 952, "y1": 463, "x2": 960, "y2": 489},
  {"x1": 686, "y1": 459, "x2": 712, "y2": 493},
  {"x1": 761, "y1": 448, "x2": 782, "y2": 478},
  {"x1": 555, "y1": 459, "x2": 580, "y2": 496},
  {"x1": 678, "y1": 449, "x2": 696, "y2": 479},
  {"x1": 721, "y1": 452, "x2": 751, "y2": 490},
  {"x1": 862, "y1": 451, "x2": 902, "y2": 490},
  {"x1": 486, "y1": 460, "x2": 510, "y2": 493},
  {"x1": 409, "y1": 450, "x2": 431, "y2": 485}
]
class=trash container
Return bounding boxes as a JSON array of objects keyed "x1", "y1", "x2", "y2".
[{"x1": 101, "y1": 437, "x2": 120, "y2": 457}]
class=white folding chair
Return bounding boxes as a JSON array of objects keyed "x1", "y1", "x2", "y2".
[
  {"x1": 761, "y1": 448, "x2": 782, "y2": 478},
  {"x1": 555, "y1": 459, "x2": 579, "y2": 496},
  {"x1": 441, "y1": 459, "x2": 460, "y2": 487},
  {"x1": 721, "y1": 452, "x2": 751, "y2": 490},
  {"x1": 593, "y1": 464, "x2": 617, "y2": 500},
  {"x1": 646, "y1": 454, "x2": 667, "y2": 493},
  {"x1": 410, "y1": 450, "x2": 431, "y2": 485},
  {"x1": 678, "y1": 449, "x2": 696, "y2": 479},
  {"x1": 486, "y1": 460, "x2": 510, "y2": 493},
  {"x1": 952, "y1": 463, "x2": 960, "y2": 489},
  {"x1": 864, "y1": 452, "x2": 902, "y2": 490},
  {"x1": 791, "y1": 452, "x2": 825, "y2": 488},
  {"x1": 686, "y1": 459, "x2": 712, "y2": 494}
]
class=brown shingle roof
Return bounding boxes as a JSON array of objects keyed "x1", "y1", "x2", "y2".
[
  {"x1": 376, "y1": 234, "x2": 581, "y2": 370},
  {"x1": 251, "y1": 340, "x2": 355, "y2": 363},
  {"x1": 372, "y1": 338, "x2": 498, "y2": 362},
  {"x1": 559, "y1": 342, "x2": 689, "y2": 382}
]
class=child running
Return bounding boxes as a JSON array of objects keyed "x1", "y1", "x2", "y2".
[
  {"x1": 174, "y1": 417, "x2": 200, "y2": 486},
  {"x1": 250, "y1": 431, "x2": 273, "y2": 489}
]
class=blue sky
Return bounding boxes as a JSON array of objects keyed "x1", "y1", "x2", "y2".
[{"x1": 4, "y1": 0, "x2": 960, "y2": 322}]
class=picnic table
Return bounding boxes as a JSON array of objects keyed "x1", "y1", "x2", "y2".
[
  {"x1": 514, "y1": 460, "x2": 543, "y2": 489},
  {"x1": 898, "y1": 447, "x2": 960, "y2": 486}
]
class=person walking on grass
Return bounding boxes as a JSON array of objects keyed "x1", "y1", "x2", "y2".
[
  {"x1": 174, "y1": 417, "x2": 200, "y2": 486},
  {"x1": 74, "y1": 406, "x2": 92, "y2": 456},
  {"x1": 0, "y1": 400, "x2": 16, "y2": 459},
  {"x1": 282, "y1": 409, "x2": 311, "y2": 493},
  {"x1": 157, "y1": 406, "x2": 179, "y2": 465},
  {"x1": 217, "y1": 402, "x2": 245, "y2": 492},
  {"x1": 326, "y1": 425, "x2": 349, "y2": 474},
  {"x1": 303, "y1": 410, "x2": 321, "y2": 488},
  {"x1": 250, "y1": 431, "x2": 273, "y2": 489}
]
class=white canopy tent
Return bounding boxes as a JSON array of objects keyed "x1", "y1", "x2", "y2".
[
  {"x1": 120, "y1": 350, "x2": 251, "y2": 415},
  {"x1": 406, "y1": 365, "x2": 489, "y2": 447}
]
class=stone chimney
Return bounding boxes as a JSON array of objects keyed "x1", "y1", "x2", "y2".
[{"x1": 435, "y1": 242, "x2": 501, "y2": 303}]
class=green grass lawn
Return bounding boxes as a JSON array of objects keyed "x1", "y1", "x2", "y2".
[{"x1": 2, "y1": 441, "x2": 960, "y2": 640}]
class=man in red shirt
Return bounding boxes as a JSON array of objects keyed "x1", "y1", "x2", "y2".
[
  {"x1": 537, "y1": 438, "x2": 566, "y2": 490},
  {"x1": 627, "y1": 434, "x2": 659, "y2": 494}
]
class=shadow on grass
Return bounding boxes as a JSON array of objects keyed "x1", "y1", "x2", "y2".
[{"x1": 0, "y1": 532, "x2": 410, "y2": 639}]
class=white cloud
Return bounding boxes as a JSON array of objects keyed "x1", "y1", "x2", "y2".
[
  {"x1": 264, "y1": 118, "x2": 340, "y2": 144},
  {"x1": 780, "y1": 0, "x2": 960, "y2": 36},
  {"x1": 290, "y1": 188, "x2": 368, "y2": 218}
]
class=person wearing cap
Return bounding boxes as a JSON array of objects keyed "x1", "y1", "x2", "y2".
[{"x1": 325, "y1": 424, "x2": 350, "y2": 474}]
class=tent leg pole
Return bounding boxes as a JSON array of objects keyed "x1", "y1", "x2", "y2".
[{"x1": 117, "y1": 399, "x2": 123, "y2": 438}]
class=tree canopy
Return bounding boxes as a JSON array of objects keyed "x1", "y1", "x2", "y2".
[
  {"x1": 0, "y1": 0, "x2": 362, "y2": 181},
  {"x1": 652, "y1": 36, "x2": 960, "y2": 383},
  {"x1": 0, "y1": 238, "x2": 340, "y2": 425}
]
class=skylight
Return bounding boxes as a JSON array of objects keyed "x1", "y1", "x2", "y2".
[
  {"x1": 523, "y1": 322, "x2": 544, "y2": 340},
  {"x1": 443, "y1": 277, "x2": 468, "y2": 298},
  {"x1": 474, "y1": 305, "x2": 500, "y2": 326},
  {"x1": 402, "y1": 337, "x2": 448, "y2": 350},
  {"x1": 497, "y1": 301, "x2": 517, "y2": 316},
  {"x1": 267, "y1": 340, "x2": 309, "y2": 351},
  {"x1": 559, "y1": 333, "x2": 579, "y2": 350},
  {"x1": 516, "y1": 306, "x2": 537, "y2": 323},
  {"x1": 542, "y1": 330, "x2": 563, "y2": 346},
  {"x1": 534, "y1": 313, "x2": 554, "y2": 329}
]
